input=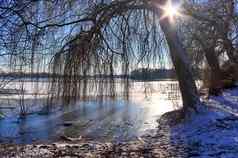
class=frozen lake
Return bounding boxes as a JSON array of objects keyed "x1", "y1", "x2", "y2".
[{"x1": 0, "y1": 79, "x2": 182, "y2": 144}]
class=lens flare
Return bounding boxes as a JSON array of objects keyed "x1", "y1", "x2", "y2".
[{"x1": 159, "y1": 0, "x2": 182, "y2": 22}]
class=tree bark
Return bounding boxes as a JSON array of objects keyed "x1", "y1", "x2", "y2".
[
  {"x1": 204, "y1": 47, "x2": 223, "y2": 95},
  {"x1": 223, "y1": 0, "x2": 238, "y2": 64},
  {"x1": 223, "y1": 39, "x2": 238, "y2": 64},
  {"x1": 158, "y1": 17, "x2": 200, "y2": 114}
]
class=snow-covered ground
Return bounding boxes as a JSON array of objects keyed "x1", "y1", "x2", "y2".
[{"x1": 166, "y1": 87, "x2": 238, "y2": 157}]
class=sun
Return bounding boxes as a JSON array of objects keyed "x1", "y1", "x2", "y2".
[{"x1": 159, "y1": 0, "x2": 182, "y2": 22}]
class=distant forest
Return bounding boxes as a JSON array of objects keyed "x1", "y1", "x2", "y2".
[
  {"x1": 0, "y1": 69, "x2": 176, "y2": 80},
  {"x1": 0, "y1": 68, "x2": 203, "y2": 81},
  {"x1": 130, "y1": 68, "x2": 177, "y2": 81}
]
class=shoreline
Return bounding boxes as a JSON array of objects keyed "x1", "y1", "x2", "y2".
[{"x1": 1, "y1": 87, "x2": 238, "y2": 157}]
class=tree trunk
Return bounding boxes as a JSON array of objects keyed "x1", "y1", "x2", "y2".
[
  {"x1": 159, "y1": 17, "x2": 200, "y2": 114},
  {"x1": 223, "y1": 0, "x2": 238, "y2": 64},
  {"x1": 204, "y1": 47, "x2": 223, "y2": 95},
  {"x1": 224, "y1": 39, "x2": 238, "y2": 64}
]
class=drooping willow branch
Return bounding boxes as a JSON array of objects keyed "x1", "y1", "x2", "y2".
[{"x1": 49, "y1": 1, "x2": 168, "y2": 104}]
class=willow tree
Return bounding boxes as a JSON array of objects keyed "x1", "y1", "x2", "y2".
[
  {"x1": 1, "y1": 0, "x2": 201, "y2": 117},
  {"x1": 180, "y1": 0, "x2": 238, "y2": 94},
  {"x1": 47, "y1": 0, "x2": 200, "y2": 116}
]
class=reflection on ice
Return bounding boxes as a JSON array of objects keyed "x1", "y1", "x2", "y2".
[{"x1": 0, "y1": 80, "x2": 182, "y2": 144}]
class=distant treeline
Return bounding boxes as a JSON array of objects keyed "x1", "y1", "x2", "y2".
[
  {"x1": 0, "y1": 72, "x2": 51, "y2": 79},
  {"x1": 130, "y1": 68, "x2": 177, "y2": 81},
  {"x1": 0, "y1": 72, "x2": 127, "y2": 79},
  {"x1": 0, "y1": 69, "x2": 178, "y2": 81}
]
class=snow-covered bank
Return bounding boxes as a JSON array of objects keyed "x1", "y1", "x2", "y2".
[
  {"x1": 1, "y1": 87, "x2": 238, "y2": 157},
  {"x1": 168, "y1": 87, "x2": 238, "y2": 157}
]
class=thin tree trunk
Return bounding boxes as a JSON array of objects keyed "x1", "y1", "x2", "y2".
[
  {"x1": 204, "y1": 47, "x2": 223, "y2": 94},
  {"x1": 193, "y1": 32, "x2": 223, "y2": 94}
]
